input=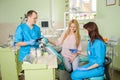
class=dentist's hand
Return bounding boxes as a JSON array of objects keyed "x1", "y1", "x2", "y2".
[
  {"x1": 34, "y1": 42, "x2": 40, "y2": 46},
  {"x1": 25, "y1": 40, "x2": 35, "y2": 46},
  {"x1": 76, "y1": 67, "x2": 89, "y2": 71}
]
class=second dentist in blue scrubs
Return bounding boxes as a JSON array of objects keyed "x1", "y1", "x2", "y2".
[
  {"x1": 14, "y1": 10, "x2": 41, "y2": 75},
  {"x1": 71, "y1": 22, "x2": 106, "y2": 80}
]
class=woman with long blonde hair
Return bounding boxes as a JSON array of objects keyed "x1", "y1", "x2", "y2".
[{"x1": 48, "y1": 19, "x2": 82, "y2": 72}]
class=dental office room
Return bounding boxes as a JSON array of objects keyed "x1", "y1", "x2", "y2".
[{"x1": 0, "y1": 0, "x2": 120, "y2": 80}]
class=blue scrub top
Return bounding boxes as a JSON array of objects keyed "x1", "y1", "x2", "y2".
[
  {"x1": 14, "y1": 23, "x2": 41, "y2": 62},
  {"x1": 87, "y1": 39, "x2": 106, "y2": 67}
]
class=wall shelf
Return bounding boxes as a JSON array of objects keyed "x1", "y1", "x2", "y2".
[{"x1": 64, "y1": 0, "x2": 97, "y2": 28}]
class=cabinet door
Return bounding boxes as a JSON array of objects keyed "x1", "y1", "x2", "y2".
[
  {"x1": 24, "y1": 68, "x2": 55, "y2": 80},
  {"x1": 0, "y1": 65, "x2": 2, "y2": 80},
  {"x1": 0, "y1": 48, "x2": 18, "y2": 80}
]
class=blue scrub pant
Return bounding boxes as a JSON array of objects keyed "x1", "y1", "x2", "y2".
[{"x1": 71, "y1": 63, "x2": 104, "y2": 80}]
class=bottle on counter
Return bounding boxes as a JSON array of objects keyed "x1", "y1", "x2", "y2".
[
  {"x1": 30, "y1": 48, "x2": 37, "y2": 57},
  {"x1": 36, "y1": 48, "x2": 42, "y2": 58}
]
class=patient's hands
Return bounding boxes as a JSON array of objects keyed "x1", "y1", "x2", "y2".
[
  {"x1": 69, "y1": 53, "x2": 78, "y2": 63},
  {"x1": 79, "y1": 51, "x2": 87, "y2": 56}
]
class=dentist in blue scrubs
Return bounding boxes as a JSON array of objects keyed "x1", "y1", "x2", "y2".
[
  {"x1": 71, "y1": 22, "x2": 106, "y2": 80},
  {"x1": 14, "y1": 10, "x2": 41, "y2": 75}
]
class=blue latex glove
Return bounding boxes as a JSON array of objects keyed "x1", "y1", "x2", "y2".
[
  {"x1": 34, "y1": 42, "x2": 40, "y2": 46},
  {"x1": 69, "y1": 49, "x2": 78, "y2": 54},
  {"x1": 25, "y1": 40, "x2": 35, "y2": 45},
  {"x1": 76, "y1": 67, "x2": 89, "y2": 71}
]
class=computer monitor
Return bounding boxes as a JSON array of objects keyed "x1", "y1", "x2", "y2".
[{"x1": 41, "y1": 21, "x2": 49, "y2": 28}]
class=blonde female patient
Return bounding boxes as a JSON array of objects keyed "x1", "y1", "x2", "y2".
[{"x1": 48, "y1": 19, "x2": 82, "y2": 72}]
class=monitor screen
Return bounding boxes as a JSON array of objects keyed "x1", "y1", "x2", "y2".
[{"x1": 41, "y1": 21, "x2": 49, "y2": 27}]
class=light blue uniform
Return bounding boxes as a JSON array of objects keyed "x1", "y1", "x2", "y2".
[
  {"x1": 71, "y1": 39, "x2": 106, "y2": 80},
  {"x1": 14, "y1": 23, "x2": 41, "y2": 62}
]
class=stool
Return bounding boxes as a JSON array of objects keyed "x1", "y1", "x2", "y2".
[
  {"x1": 104, "y1": 56, "x2": 112, "y2": 80},
  {"x1": 89, "y1": 76, "x2": 104, "y2": 80}
]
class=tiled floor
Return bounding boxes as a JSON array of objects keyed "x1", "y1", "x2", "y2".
[
  {"x1": 18, "y1": 69, "x2": 120, "y2": 80},
  {"x1": 19, "y1": 75, "x2": 24, "y2": 80},
  {"x1": 111, "y1": 69, "x2": 120, "y2": 80}
]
